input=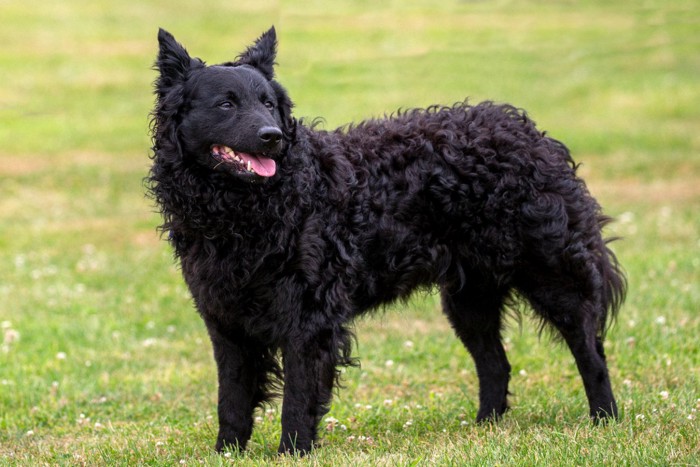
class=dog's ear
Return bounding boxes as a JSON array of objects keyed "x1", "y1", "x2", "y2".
[
  {"x1": 235, "y1": 26, "x2": 277, "y2": 79},
  {"x1": 156, "y1": 28, "x2": 202, "y2": 88},
  {"x1": 270, "y1": 80, "x2": 294, "y2": 135}
]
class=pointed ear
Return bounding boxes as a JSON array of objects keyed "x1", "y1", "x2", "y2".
[
  {"x1": 270, "y1": 80, "x2": 294, "y2": 136},
  {"x1": 156, "y1": 28, "x2": 202, "y2": 88},
  {"x1": 235, "y1": 27, "x2": 277, "y2": 79}
]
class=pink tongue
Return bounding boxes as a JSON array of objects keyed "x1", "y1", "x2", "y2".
[{"x1": 239, "y1": 153, "x2": 276, "y2": 177}]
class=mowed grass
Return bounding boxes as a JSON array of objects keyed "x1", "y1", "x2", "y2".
[{"x1": 1, "y1": 0, "x2": 698, "y2": 464}]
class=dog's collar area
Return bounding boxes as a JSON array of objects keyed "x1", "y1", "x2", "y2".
[{"x1": 210, "y1": 145, "x2": 276, "y2": 177}]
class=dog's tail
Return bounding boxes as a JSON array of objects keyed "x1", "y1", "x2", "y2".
[
  {"x1": 596, "y1": 215, "x2": 627, "y2": 335},
  {"x1": 553, "y1": 135, "x2": 626, "y2": 335},
  {"x1": 543, "y1": 136, "x2": 626, "y2": 336}
]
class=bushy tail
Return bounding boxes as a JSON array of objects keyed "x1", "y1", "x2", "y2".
[{"x1": 598, "y1": 216, "x2": 627, "y2": 335}]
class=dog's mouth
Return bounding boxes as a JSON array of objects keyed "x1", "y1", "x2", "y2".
[{"x1": 210, "y1": 145, "x2": 277, "y2": 178}]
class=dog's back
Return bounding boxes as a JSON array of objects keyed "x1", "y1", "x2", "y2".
[{"x1": 289, "y1": 102, "x2": 622, "y2": 317}]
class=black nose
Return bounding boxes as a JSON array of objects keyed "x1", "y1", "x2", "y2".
[{"x1": 258, "y1": 126, "x2": 282, "y2": 146}]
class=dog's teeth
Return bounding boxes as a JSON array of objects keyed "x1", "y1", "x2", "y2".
[{"x1": 247, "y1": 161, "x2": 251, "y2": 171}]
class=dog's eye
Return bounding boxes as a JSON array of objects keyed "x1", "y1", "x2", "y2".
[
  {"x1": 264, "y1": 101, "x2": 275, "y2": 111},
  {"x1": 218, "y1": 101, "x2": 234, "y2": 110}
]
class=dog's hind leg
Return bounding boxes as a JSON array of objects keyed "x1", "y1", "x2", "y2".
[
  {"x1": 557, "y1": 308, "x2": 618, "y2": 421},
  {"x1": 517, "y1": 268, "x2": 618, "y2": 421},
  {"x1": 205, "y1": 320, "x2": 277, "y2": 452},
  {"x1": 441, "y1": 278, "x2": 511, "y2": 422}
]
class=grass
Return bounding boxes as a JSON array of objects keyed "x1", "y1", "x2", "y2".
[{"x1": 1, "y1": 0, "x2": 699, "y2": 464}]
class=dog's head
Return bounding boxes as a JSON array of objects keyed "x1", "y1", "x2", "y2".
[{"x1": 154, "y1": 27, "x2": 293, "y2": 182}]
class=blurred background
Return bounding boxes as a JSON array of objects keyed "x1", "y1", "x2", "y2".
[{"x1": 1, "y1": 0, "x2": 698, "y2": 464}]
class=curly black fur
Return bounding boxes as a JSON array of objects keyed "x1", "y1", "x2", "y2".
[{"x1": 148, "y1": 27, "x2": 626, "y2": 455}]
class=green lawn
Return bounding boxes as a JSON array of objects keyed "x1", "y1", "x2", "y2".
[{"x1": 1, "y1": 0, "x2": 698, "y2": 464}]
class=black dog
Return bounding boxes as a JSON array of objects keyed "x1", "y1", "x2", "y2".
[{"x1": 149, "y1": 27, "x2": 626, "y2": 454}]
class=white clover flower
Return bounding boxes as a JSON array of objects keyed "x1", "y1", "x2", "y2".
[
  {"x1": 325, "y1": 417, "x2": 339, "y2": 431},
  {"x1": 142, "y1": 338, "x2": 157, "y2": 347},
  {"x1": 14, "y1": 255, "x2": 25, "y2": 268},
  {"x1": 619, "y1": 212, "x2": 635, "y2": 224},
  {"x1": 659, "y1": 391, "x2": 669, "y2": 400}
]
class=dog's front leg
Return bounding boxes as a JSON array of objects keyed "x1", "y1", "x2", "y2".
[
  {"x1": 205, "y1": 320, "x2": 271, "y2": 452},
  {"x1": 278, "y1": 329, "x2": 338, "y2": 455}
]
